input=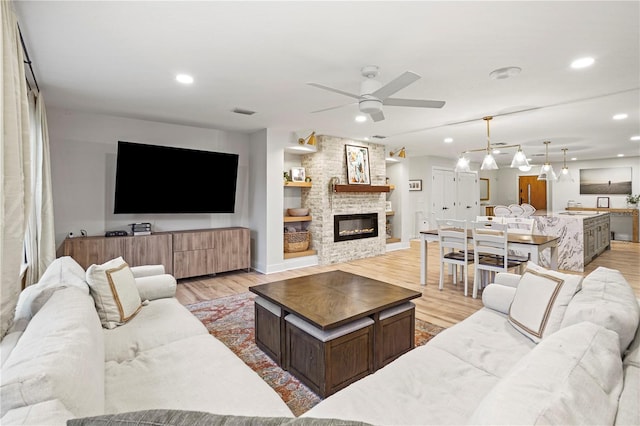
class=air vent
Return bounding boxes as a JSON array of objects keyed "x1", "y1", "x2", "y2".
[
  {"x1": 232, "y1": 108, "x2": 256, "y2": 115},
  {"x1": 372, "y1": 135, "x2": 387, "y2": 139},
  {"x1": 531, "y1": 153, "x2": 545, "y2": 157},
  {"x1": 492, "y1": 142, "x2": 507, "y2": 146}
]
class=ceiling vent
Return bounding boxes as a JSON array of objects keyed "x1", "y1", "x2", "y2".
[
  {"x1": 232, "y1": 108, "x2": 256, "y2": 116},
  {"x1": 372, "y1": 135, "x2": 387, "y2": 139}
]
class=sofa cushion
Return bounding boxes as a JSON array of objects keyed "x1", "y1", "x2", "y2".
[
  {"x1": 561, "y1": 266, "x2": 640, "y2": 353},
  {"x1": 303, "y1": 308, "x2": 535, "y2": 425},
  {"x1": 69, "y1": 410, "x2": 371, "y2": 426},
  {"x1": 104, "y1": 298, "x2": 208, "y2": 363},
  {"x1": 1, "y1": 399, "x2": 74, "y2": 426},
  {"x1": 468, "y1": 322, "x2": 623, "y2": 425},
  {"x1": 86, "y1": 257, "x2": 142, "y2": 329},
  {"x1": 135, "y1": 274, "x2": 177, "y2": 301},
  {"x1": 12, "y1": 256, "x2": 88, "y2": 325},
  {"x1": 104, "y1": 334, "x2": 293, "y2": 418},
  {"x1": 0, "y1": 287, "x2": 104, "y2": 418},
  {"x1": 508, "y1": 263, "x2": 582, "y2": 342},
  {"x1": 0, "y1": 331, "x2": 23, "y2": 368}
]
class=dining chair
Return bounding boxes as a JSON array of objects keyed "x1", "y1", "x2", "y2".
[
  {"x1": 520, "y1": 203, "x2": 536, "y2": 217},
  {"x1": 471, "y1": 221, "x2": 526, "y2": 298},
  {"x1": 504, "y1": 217, "x2": 535, "y2": 272},
  {"x1": 508, "y1": 204, "x2": 525, "y2": 217},
  {"x1": 492, "y1": 205, "x2": 511, "y2": 217},
  {"x1": 437, "y1": 219, "x2": 474, "y2": 297},
  {"x1": 476, "y1": 216, "x2": 505, "y2": 224}
]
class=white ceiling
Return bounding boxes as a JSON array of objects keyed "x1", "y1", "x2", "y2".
[{"x1": 13, "y1": 1, "x2": 640, "y2": 165}]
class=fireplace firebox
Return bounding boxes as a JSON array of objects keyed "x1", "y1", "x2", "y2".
[{"x1": 334, "y1": 213, "x2": 379, "y2": 242}]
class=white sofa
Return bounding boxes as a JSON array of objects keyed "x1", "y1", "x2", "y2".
[
  {"x1": 303, "y1": 265, "x2": 640, "y2": 425},
  {"x1": 2, "y1": 257, "x2": 638, "y2": 426},
  {"x1": 0, "y1": 256, "x2": 294, "y2": 425}
]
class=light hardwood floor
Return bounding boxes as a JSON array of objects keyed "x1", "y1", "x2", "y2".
[{"x1": 175, "y1": 240, "x2": 640, "y2": 328}]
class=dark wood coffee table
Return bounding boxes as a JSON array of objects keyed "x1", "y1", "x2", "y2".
[{"x1": 249, "y1": 270, "x2": 421, "y2": 397}]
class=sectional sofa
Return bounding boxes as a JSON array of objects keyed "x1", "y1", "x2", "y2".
[{"x1": 0, "y1": 256, "x2": 638, "y2": 425}]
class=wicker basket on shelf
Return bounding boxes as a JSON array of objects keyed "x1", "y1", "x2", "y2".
[{"x1": 284, "y1": 230, "x2": 310, "y2": 253}]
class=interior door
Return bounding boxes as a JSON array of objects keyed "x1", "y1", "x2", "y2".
[
  {"x1": 431, "y1": 168, "x2": 455, "y2": 227},
  {"x1": 456, "y1": 172, "x2": 479, "y2": 222},
  {"x1": 518, "y1": 175, "x2": 547, "y2": 210}
]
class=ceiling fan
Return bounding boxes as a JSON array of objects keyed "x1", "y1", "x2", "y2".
[{"x1": 308, "y1": 65, "x2": 445, "y2": 122}]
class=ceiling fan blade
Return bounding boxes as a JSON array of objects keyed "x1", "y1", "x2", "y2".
[
  {"x1": 370, "y1": 110, "x2": 385, "y2": 122},
  {"x1": 311, "y1": 101, "x2": 357, "y2": 113},
  {"x1": 307, "y1": 83, "x2": 360, "y2": 99},
  {"x1": 372, "y1": 71, "x2": 421, "y2": 100},
  {"x1": 384, "y1": 98, "x2": 446, "y2": 109}
]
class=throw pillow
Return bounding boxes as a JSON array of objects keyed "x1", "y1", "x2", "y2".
[
  {"x1": 508, "y1": 262, "x2": 583, "y2": 342},
  {"x1": 86, "y1": 257, "x2": 142, "y2": 329}
]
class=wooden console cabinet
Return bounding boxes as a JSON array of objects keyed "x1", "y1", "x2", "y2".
[{"x1": 60, "y1": 227, "x2": 250, "y2": 279}]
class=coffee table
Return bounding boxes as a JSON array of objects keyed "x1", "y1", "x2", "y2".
[{"x1": 249, "y1": 270, "x2": 421, "y2": 397}]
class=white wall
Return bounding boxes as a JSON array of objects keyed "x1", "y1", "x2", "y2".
[{"x1": 48, "y1": 108, "x2": 251, "y2": 247}]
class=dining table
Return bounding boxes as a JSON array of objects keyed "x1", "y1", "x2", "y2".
[{"x1": 419, "y1": 229, "x2": 560, "y2": 286}]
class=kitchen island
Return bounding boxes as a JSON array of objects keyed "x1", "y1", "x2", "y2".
[{"x1": 532, "y1": 211, "x2": 610, "y2": 272}]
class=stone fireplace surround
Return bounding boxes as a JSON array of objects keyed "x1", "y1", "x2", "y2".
[{"x1": 301, "y1": 135, "x2": 387, "y2": 265}]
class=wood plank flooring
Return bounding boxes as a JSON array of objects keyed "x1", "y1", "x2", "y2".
[{"x1": 175, "y1": 240, "x2": 640, "y2": 329}]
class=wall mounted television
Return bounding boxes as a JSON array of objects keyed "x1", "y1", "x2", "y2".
[{"x1": 114, "y1": 141, "x2": 239, "y2": 214}]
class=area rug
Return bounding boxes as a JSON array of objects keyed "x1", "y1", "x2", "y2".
[{"x1": 186, "y1": 292, "x2": 444, "y2": 416}]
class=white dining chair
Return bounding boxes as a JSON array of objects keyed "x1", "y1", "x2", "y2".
[
  {"x1": 508, "y1": 204, "x2": 525, "y2": 217},
  {"x1": 471, "y1": 221, "x2": 526, "y2": 298},
  {"x1": 476, "y1": 216, "x2": 505, "y2": 224},
  {"x1": 504, "y1": 217, "x2": 535, "y2": 273},
  {"x1": 492, "y1": 205, "x2": 511, "y2": 217},
  {"x1": 437, "y1": 219, "x2": 474, "y2": 297},
  {"x1": 520, "y1": 203, "x2": 536, "y2": 217}
]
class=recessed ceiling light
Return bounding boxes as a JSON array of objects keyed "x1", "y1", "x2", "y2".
[
  {"x1": 571, "y1": 57, "x2": 595, "y2": 69},
  {"x1": 355, "y1": 115, "x2": 367, "y2": 123},
  {"x1": 176, "y1": 74, "x2": 194, "y2": 84},
  {"x1": 631, "y1": 136, "x2": 640, "y2": 141},
  {"x1": 617, "y1": 154, "x2": 625, "y2": 157},
  {"x1": 613, "y1": 113, "x2": 628, "y2": 120},
  {"x1": 492, "y1": 149, "x2": 501, "y2": 154},
  {"x1": 571, "y1": 157, "x2": 577, "y2": 161},
  {"x1": 363, "y1": 137, "x2": 369, "y2": 141},
  {"x1": 444, "y1": 137, "x2": 453, "y2": 143}
]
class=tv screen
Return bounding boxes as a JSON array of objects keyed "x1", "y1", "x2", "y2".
[{"x1": 114, "y1": 141, "x2": 239, "y2": 214}]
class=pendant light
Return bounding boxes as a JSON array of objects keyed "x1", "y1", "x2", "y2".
[
  {"x1": 480, "y1": 116, "x2": 498, "y2": 170},
  {"x1": 537, "y1": 141, "x2": 557, "y2": 181},
  {"x1": 557, "y1": 148, "x2": 574, "y2": 182}
]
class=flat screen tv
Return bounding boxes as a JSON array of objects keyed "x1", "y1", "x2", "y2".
[{"x1": 114, "y1": 141, "x2": 239, "y2": 214}]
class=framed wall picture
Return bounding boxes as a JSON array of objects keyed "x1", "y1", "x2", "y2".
[
  {"x1": 579, "y1": 167, "x2": 632, "y2": 195},
  {"x1": 409, "y1": 179, "x2": 422, "y2": 191},
  {"x1": 345, "y1": 145, "x2": 371, "y2": 184},
  {"x1": 290, "y1": 167, "x2": 306, "y2": 182},
  {"x1": 597, "y1": 197, "x2": 610, "y2": 208}
]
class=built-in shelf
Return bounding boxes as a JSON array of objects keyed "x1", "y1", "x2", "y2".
[
  {"x1": 385, "y1": 211, "x2": 395, "y2": 216},
  {"x1": 333, "y1": 184, "x2": 391, "y2": 193},
  {"x1": 389, "y1": 184, "x2": 395, "y2": 190},
  {"x1": 284, "y1": 215, "x2": 312, "y2": 223},
  {"x1": 284, "y1": 181, "x2": 312, "y2": 188},
  {"x1": 284, "y1": 249, "x2": 317, "y2": 259},
  {"x1": 386, "y1": 238, "x2": 401, "y2": 244}
]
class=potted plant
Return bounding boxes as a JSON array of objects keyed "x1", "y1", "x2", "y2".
[{"x1": 626, "y1": 194, "x2": 640, "y2": 207}]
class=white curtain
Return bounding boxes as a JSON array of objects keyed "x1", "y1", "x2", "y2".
[
  {"x1": 24, "y1": 91, "x2": 55, "y2": 285},
  {"x1": 1, "y1": 1, "x2": 32, "y2": 337}
]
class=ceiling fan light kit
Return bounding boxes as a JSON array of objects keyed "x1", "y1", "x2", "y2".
[{"x1": 308, "y1": 65, "x2": 445, "y2": 122}]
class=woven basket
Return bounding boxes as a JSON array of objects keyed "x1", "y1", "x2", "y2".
[{"x1": 284, "y1": 231, "x2": 310, "y2": 253}]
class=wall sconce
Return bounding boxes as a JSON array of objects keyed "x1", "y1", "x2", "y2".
[
  {"x1": 454, "y1": 116, "x2": 529, "y2": 172},
  {"x1": 298, "y1": 131, "x2": 317, "y2": 146},
  {"x1": 387, "y1": 147, "x2": 406, "y2": 162}
]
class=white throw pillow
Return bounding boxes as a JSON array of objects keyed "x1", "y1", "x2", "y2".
[
  {"x1": 508, "y1": 263, "x2": 582, "y2": 342},
  {"x1": 86, "y1": 257, "x2": 142, "y2": 329}
]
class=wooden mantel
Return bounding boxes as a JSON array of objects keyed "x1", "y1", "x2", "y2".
[
  {"x1": 566, "y1": 207, "x2": 639, "y2": 243},
  {"x1": 333, "y1": 184, "x2": 391, "y2": 193}
]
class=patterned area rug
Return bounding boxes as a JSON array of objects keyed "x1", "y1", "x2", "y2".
[{"x1": 186, "y1": 292, "x2": 444, "y2": 416}]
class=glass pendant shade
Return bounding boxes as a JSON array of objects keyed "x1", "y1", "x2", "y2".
[
  {"x1": 519, "y1": 164, "x2": 532, "y2": 172},
  {"x1": 556, "y1": 148, "x2": 574, "y2": 182},
  {"x1": 510, "y1": 148, "x2": 530, "y2": 168},
  {"x1": 481, "y1": 153, "x2": 498, "y2": 170},
  {"x1": 455, "y1": 156, "x2": 471, "y2": 172},
  {"x1": 537, "y1": 163, "x2": 557, "y2": 181}
]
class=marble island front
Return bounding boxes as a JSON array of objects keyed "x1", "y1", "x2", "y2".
[{"x1": 532, "y1": 211, "x2": 610, "y2": 272}]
